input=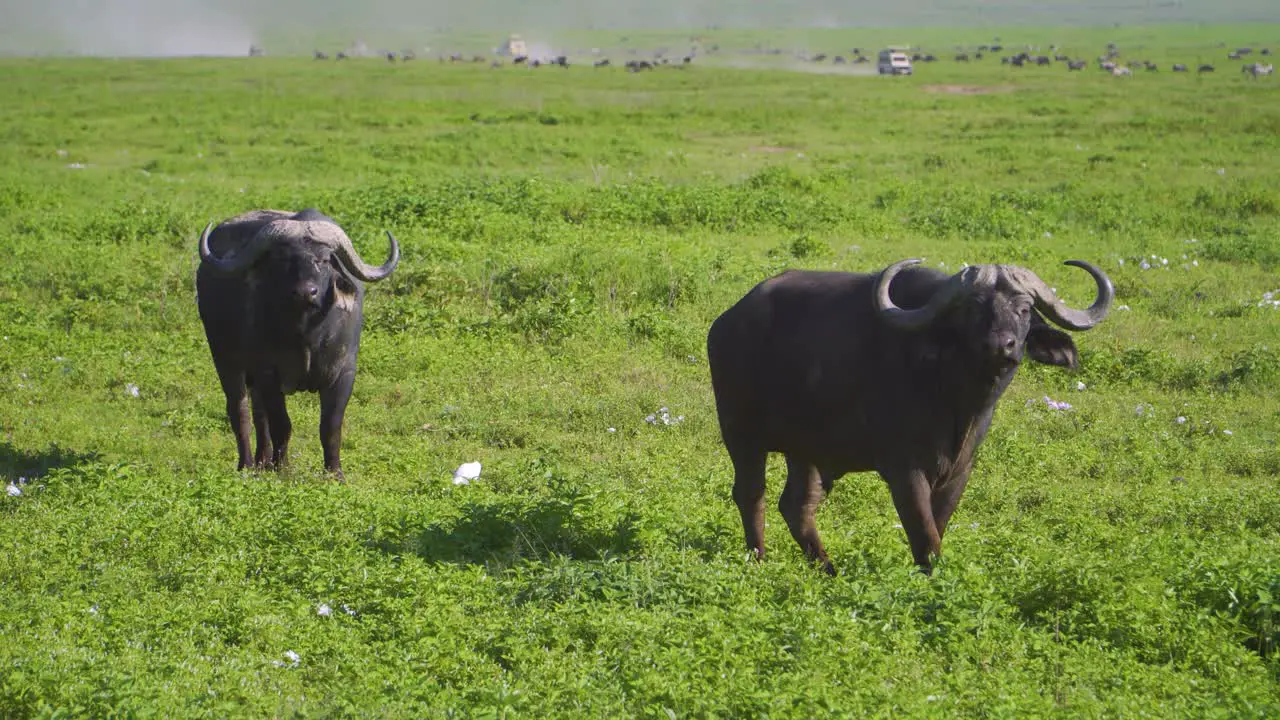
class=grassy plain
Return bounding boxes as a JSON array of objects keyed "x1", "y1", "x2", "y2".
[{"x1": 2, "y1": 24, "x2": 1280, "y2": 718}]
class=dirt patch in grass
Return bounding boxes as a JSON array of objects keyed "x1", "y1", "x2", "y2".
[{"x1": 921, "y1": 84, "x2": 1017, "y2": 95}]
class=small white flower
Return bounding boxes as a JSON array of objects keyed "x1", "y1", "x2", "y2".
[
  {"x1": 54, "y1": 356, "x2": 65, "y2": 362},
  {"x1": 452, "y1": 461, "x2": 481, "y2": 486},
  {"x1": 1223, "y1": 429, "x2": 1233, "y2": 436},
  {"x1": 317, "y1": 603, "x2": 332, "y2": 617},
  {"x1": 607, "y1": 427, "x2": 616, "y2": 433},
  {"x1": 892, "y1": 523, "x2": 904, "y2": 529},
  {"x1": 1042, "y1": 396, "x2": 1072, "y2": 411},
  {"x1": 5, "y1": 484, "x2": 20, "y2": 497},
  {"x1": 126, "y1": 383, "x2": 140, "y2": 397},
  {"x1": 88, "y1": 605, "x2": 99, "y2": 615},
  {"x1": 1076, "y1": 381, "x2": 1086, "y2": 391},
  {"x1": 1043, "y1": 231, "x2": 1052, "y2": 238},
  {"x1": 276, "y1": 650, "x2": 301, "y2": 668},
  {"x1": 1176, "y1": 416, "x2": 1187, "y2": 424},
  {"x1": 341, "y1": 604, "x2": 357, "y2": 616},
  {"x1": 1118, "y1": 304, "x2": 1130, "y2": 311}
]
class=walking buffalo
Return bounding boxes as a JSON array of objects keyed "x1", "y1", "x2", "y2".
[
  {"x1": 707, "y1": 259, "x2": 1113, "y2": 574},
  {"x1": 196, "y1": 209, "x2": 400, "y2": 479}
]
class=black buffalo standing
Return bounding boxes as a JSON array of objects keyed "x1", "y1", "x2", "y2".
[
  {"x1": 707, "y1": 259, "x2": 1113, "y2": 574},
  {"x1": 196, "y1": 209, "x2": 399, "y2": 479}
]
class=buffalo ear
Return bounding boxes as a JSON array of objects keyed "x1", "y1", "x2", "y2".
[
  {"x1": 330, "y1": 262, "x2": 359, "y2": 312},
  {"x1": 1025, "y1": 317, "x2": 1080, "y2": 369}
]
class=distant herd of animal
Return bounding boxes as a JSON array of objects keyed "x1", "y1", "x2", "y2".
[
  {"x1": 986, "y1": 42, "x2": 1275, "y2": 78},
  {"x1": 196, "y1": 209, "x2": 1113, "y2": 575},
  {"x1": 307, "y1": 47, "x2": 694, "y2": 71},
  {"x1": 272, "y1": 40, "x2": 1277, "y2": 78}
]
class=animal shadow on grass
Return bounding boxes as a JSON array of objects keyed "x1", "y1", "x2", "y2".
[
  {"x1": 1, "y1": 441, "x2": 101, "y2": 481},
  {"x1": 383, "y1": 495, "x2": 642, "y2": 567}
]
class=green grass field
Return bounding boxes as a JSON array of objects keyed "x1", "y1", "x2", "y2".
[{"x1": 2, "y1": 24, "x2": 1279, "y2": 718}]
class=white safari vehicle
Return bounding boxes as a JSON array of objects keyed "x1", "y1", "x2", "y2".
[{"x1": 878, "y1": 48, "x2": 913, "y2": 75}]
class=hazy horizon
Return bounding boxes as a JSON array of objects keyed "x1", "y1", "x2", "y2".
[{"x1": 2, "y1": 0, "x2": 1278, "y2": 57}]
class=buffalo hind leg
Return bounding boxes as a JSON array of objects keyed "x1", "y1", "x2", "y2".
[
  {"x1": 728, "y1": 442, "x2": 768, "y2": 562},
  {"x1": 319, "y1": 372, "x2": 356, "y2": 480},
  {"x1": 883, "y1": 467, "x2": 942, "y2": 574},
  {"x1": 256, "y1": 384, "x2": 292, "y2": 470},
  {"x1": 779, "y1": 455, "x2": 835, "y2": 575}
]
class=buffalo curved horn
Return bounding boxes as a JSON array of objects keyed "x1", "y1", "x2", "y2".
[
  {"x1": 334, "y1": 230, "x2": 400, "y2": 283},
  {"x1": 307, "y1": 222, "x2": 400, "y2": 283},
  {"x1": 1011, "y1": 260, "x2": 1114, "y2": 331},
  {"x1": 874, "y1": 258, "x2": 982, "y2": 331},
  {"x1": 198, "y1": 220, "x2": 277, "y2": 275}
]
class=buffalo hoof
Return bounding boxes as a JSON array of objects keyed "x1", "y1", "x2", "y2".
[{"x1": 820, "y1": 561, "x2": 838, "y2": 577}]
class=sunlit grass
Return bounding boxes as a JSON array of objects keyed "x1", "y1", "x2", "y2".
[{"x1": 1, "y1": 24, "x2": 1279, "y2": 717}]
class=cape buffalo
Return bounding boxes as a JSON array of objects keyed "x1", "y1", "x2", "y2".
[
  {"x1": 707, "y1": 259, "x2": 1113, "y2": 575},
  {"x1": 196, "y1": 209, "x2": 400, "y2": 479}
]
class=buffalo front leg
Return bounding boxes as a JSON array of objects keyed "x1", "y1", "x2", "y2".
[
  {"x1": 255, "y1": 384, "x2": 292, "y2": 470},
  {"x1": 882, "y1": 466, "x2": 942, "y2": 574},
  {"x1": 250, "y1": 386, "x2": 273, "y2": 469},
  {"x1": 931, "y1": 463, "x2": 973, "y2": 542},
  {"x1": 728, "y1": 443, "x2": 768, "y2": 562},
  {"x1": 217, "y1": 373, "x2": 253, "y2": 470},
  {"x1": 318, "y1": 371, "x2": 356, "y2": 480},
  {"x1": 779, "y1": 455, "x2": 836, "y2": 575}
]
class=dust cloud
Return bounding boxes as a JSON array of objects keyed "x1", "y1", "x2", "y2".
[{"x1": 3, "y1": 0, "x2": 262, "y2": 56}]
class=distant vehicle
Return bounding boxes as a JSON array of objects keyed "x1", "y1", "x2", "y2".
[
  {"x1": 500, "y1": 34, "x2": 527, "y2": 58},
  {"x1": 878, "y1": 48, "x2": 913, "y2": 75}
]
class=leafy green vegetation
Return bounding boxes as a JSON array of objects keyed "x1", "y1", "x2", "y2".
[{"x1": 2, "y1": 25, "x2": 1279, "y2": 718}]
